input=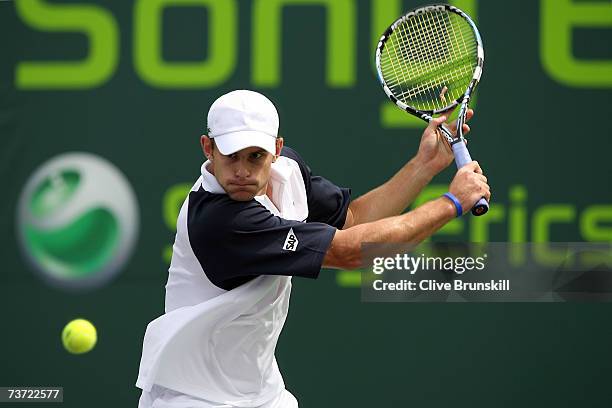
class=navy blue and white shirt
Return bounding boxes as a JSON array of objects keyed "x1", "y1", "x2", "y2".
[
  {"x1": 164, "y1": 146, "x2": 350, "y2": 311},
  {"x1": 137, "y1": 147, "x2": 350, "y2": 406}
]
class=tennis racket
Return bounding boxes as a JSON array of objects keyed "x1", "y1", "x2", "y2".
[{"x1": 375, "y1": 4, "x2": 488, "y2": 216}]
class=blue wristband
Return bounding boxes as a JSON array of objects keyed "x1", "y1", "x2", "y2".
[{"x1": 443, "y1": 192, "x2": 463, "y2": 218}]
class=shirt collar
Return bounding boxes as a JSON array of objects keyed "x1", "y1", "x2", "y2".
[
  {"x1": 199, "y1": 157, "x2": 306, "y2": 220},
  {"x1": 200, "y1": 159, "x2": 292, "y2": 194},
  {"x1": 200, "y1": 161, "x2": 226, "y2": 194}
]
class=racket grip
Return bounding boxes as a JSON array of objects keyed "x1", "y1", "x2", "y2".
[{"x1": 451, "y1": 141, "x2": 489, "y2": 216}]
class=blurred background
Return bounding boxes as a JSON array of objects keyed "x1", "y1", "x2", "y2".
[{"x1": 1, "y1": 0, "x2": 611, "y2": 406}]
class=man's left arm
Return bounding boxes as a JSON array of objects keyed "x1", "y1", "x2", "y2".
[{"x1": 343, "y1": 109, "x2": 474, "y2": 229}]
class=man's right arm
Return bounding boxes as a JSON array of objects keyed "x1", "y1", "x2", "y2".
[
  {"x1": 323, "y1": 197, "x2": 456, "y2": 269},
  {"x1": 323, "y1": 161, "x2": 490, "y2": 269}
]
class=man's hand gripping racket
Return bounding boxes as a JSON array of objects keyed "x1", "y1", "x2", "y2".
[{"x1": 375, "y1": 4, "x2": 489, "y2": 216}]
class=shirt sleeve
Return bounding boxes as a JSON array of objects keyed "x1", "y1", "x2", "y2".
[
  {"x1": 281, "y1": 146, "x2": 351, "y2": 228},
  {"x1": 188, "y1": 191, "x2": 336, "y2": 290}
]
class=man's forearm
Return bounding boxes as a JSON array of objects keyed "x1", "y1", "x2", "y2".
[
  {"x1": 324, "y1": 197, "x2": 455, "y2": 269},
  {"x1": 347, "y1": 156, "x2": 436, "y2": 227}
]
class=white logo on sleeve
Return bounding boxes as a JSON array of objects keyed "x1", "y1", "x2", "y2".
[{"x1": 283, "y1": 228, "x2": 298, "y2": 251}]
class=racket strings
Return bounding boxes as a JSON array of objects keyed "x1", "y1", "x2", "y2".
[
  {"x1": 440, "y1": 11, "x2": 475, "y2": 93},
  {"x1": 385, "y1": 30, "x2": 411, "y2": 104},
  {"x1": 399, "y1": 13, "x2": 474, "y2": 105},
  {"x1": 380, "y1": 10, "x2": 478, "y2": 111},
  {"x1": 413, "y1": 13, "x2": 450, "y2": 78},
  {"x1": 398, "y1": 29, "x2": 473, "y2": 107},
  {"x1": 396, "y1": 12, "x2": 475, "y2": 86},
  {"x1": 404, "y1": 12, "x2": 457, "y2": 104}
]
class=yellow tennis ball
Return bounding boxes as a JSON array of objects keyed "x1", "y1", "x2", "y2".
[{"x1": 62, "y1": 319, "x2": 97, "y2": 354}]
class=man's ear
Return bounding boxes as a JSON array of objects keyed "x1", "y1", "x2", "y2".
[
  {"x1": 201, "y1": 136, "x2": 213, "y2": 161},
  {"x1": 274, "y1": 137, "x2": 284, "y2": 161}
]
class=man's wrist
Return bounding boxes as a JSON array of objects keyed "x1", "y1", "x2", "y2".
[
  {"x1": 409, "y1": 156, "x2": 438, "y2": 182},
  {"x1": 442, "y1": 192, "x2": 463, "y2": 217},
  {"x1": 435, "y1": 196, "x2": 459, "y2": 220}
]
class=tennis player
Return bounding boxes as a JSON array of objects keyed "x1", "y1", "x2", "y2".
[{"x1": 136, "y1": 90, "x2": 490, "y2": 407}]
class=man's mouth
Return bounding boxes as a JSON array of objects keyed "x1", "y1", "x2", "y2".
[{"x1": 228, "y1": 182, "x2": 256, "y2": 188}]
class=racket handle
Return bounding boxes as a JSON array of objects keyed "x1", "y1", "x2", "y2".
[{"x1": 451, "y1": 141, "x2": 489, "y2": 216}]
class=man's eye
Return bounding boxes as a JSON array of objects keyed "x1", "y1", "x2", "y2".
[{"x1": 251, "y1": 153, "x2": 263, "y2": 160}]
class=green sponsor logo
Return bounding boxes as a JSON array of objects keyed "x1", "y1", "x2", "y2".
[{"x1": 17, "y1": 153, "x2": 139, "y2": 290}]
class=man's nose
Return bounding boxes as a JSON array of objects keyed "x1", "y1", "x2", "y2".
[{"x1": 235, "y1": 164, "x2": 250, "y2": 178}]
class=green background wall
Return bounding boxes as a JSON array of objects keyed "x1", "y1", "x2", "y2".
[{"x1": 1, "y1": 0, "x2": 611, "y2": 406}]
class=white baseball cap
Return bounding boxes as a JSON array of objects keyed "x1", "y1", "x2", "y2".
[{"x1": 206, "y1": 90, "x2": 279, "y2": 155}]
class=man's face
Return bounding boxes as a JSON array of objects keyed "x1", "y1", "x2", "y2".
[{"x1": 204, "y1": 138, "x2": 281, "y2": 201}]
